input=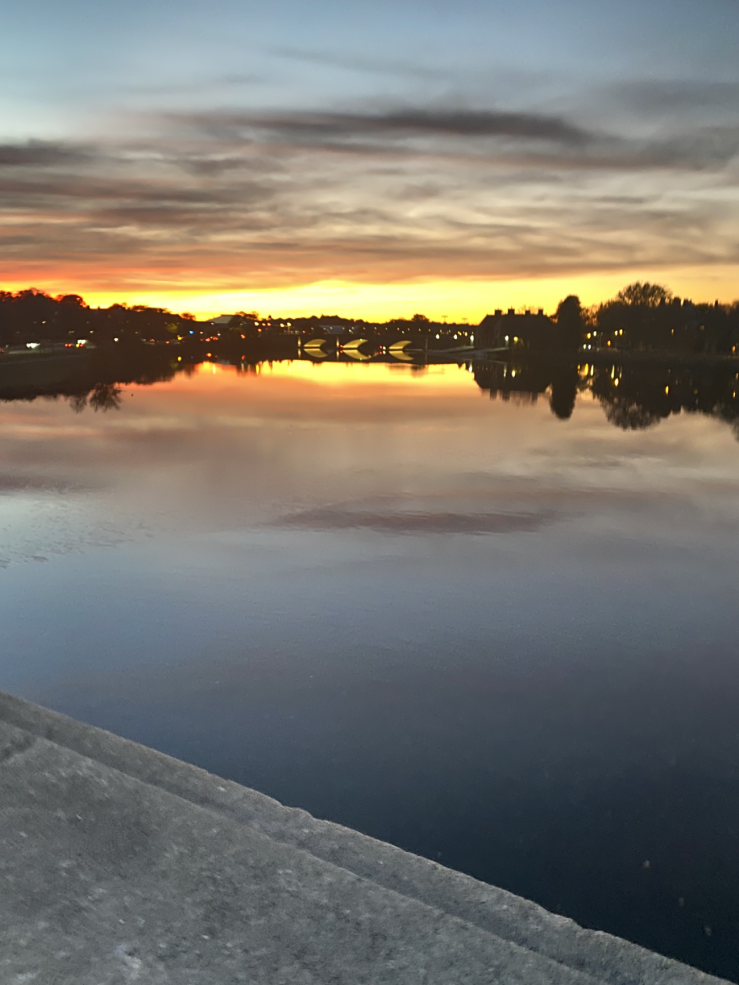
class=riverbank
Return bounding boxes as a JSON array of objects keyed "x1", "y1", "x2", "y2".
[{"x1": 0, "y1": 690, "x2": 730, "y2": 984}]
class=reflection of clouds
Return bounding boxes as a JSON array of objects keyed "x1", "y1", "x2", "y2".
[
  {"x1": 1, "y1": 362, "x2": 738, "y2": 565},
  {"x1": 0, "y1": 473, "x2": 79, "y2": 492},
  {"x1": 0, "y1": 492, "x2": 158, "y2": 568},
  {"x1": 277, "y1": 506, "x2": 557, "y2": 534}
]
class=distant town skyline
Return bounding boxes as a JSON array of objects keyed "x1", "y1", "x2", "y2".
[{"x1": 3, "y1": 0, "x2": 739, "y2": 318}]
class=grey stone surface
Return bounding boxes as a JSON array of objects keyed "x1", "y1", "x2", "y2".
[{"x1": 0, "y1": 691, "x2": 730, "y2": 985}]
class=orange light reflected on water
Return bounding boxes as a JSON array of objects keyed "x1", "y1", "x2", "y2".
[{"x1": 183, "y1": 359, "x2": 476, "y2": 391}]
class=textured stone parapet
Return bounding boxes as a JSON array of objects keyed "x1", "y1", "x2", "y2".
[{"x1": 0, "y1": 690, "x2": 730, "y2": 984}]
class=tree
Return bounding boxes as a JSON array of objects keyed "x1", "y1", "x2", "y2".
[
  {"x1": 597, "y1": 283, "x2": 675, "y2": 350},
  {"x1": 554, "y1": 295, "x2": 584, "y2": 350},
  {"x1": 615, "y1": 282, "x2": 672, "y2": 307}
]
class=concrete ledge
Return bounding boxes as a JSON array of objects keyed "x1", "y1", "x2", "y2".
[{"x1": 0, "y1": 691, "x2": 730, "y2": 984}]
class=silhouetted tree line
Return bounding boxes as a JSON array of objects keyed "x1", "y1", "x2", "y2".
[
  {"x1": 558, "y1": 283, "x2": 739, "y2": 355},
  {"x1": 2, "y1": 283, "x2": 738, "y2": 354},
  {"x1": 0, "y1": 289, "x2": 476, "y2": 348},
  {"x1": 0, "y1": 289, "x2": 196, "y2": 346},
  {"x1": 481, "y1": 286, "x2": 739, "y2": 354}
]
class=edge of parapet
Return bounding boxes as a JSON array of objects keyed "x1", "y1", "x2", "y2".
[{"x1": 0, "y1": 690, "x2": 730, "y2": 985}]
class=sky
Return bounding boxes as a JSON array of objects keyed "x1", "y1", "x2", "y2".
[{"x1": 2, "y1": 0, "x2": 739, "y2": 318}]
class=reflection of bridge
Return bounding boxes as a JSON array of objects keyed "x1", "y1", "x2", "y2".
[{"x1": 5, "y1": 340, "x2": 737, "y2": 438}]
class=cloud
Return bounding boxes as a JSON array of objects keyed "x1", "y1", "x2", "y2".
[
  {"x1": 1, "y1": 102, "x2": 738, "y2": 292},
  {"x1": 269, "y1": 46, "x2": 444, "y2": 81},
  {"x1": 175, "y1": 105, "x2": 739, "y2": 173},
  {"x1": 0, "y1": 141, "x2": 95, "y2": 168},
  {"x1": 125, "y1": 73, "x2": 264, "y2": 97},
  {"x1": 183, "y1": 106, "x2": 592, "y2": 147},
  {"x1": 608, "y1": 79, "x2": 739, "y2": 117}
]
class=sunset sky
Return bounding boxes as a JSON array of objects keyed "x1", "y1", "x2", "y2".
[{"x1": 2, "y1": 0, "x2": 739, "y2": 318}]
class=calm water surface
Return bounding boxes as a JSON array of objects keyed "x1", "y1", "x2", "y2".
[{"x1": 3, "y1": 359, "x2": 739, "y2": 979}]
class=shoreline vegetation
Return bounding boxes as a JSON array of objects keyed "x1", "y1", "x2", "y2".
[
  {"x1": 1, "y1": 281, "x2": 738, "y2": 438},
  {"x1": 2, "y1": 281, "x2": 738, "y2": 356}
]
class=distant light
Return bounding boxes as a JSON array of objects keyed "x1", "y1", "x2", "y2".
[
  {"x1": 435, "y1": 334, "x2": 440, "y2": 339},
  {"x1": 505, "y1": 336, "x2": 509, "y2": 342},
  {"x1": 189, "y1": 330, "x2": 194, "y2": 335},
  {"x1": 77, "y1": 339, "x2": 87, "y2": 345},
  {"x1": 470, "y1": 335, "x2": 474, "y2": 344},
  {"x1": 26, "y1": 342, "x2": 40, "y2": 349},
  {"x1": 113, "y1": 337, "x2": 119, "y2": 342}
]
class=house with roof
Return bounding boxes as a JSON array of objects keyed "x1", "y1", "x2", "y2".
[{"x1": 477, "y1": 308, "x2": 557, "y2": 351}]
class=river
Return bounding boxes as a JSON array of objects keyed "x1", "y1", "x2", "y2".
[{"x1": 2, "y1": 355, "x2": 739, "y2": 979}]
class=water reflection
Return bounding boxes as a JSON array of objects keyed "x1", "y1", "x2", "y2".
[
  {"x1": 2, "y1": 345, "x2": 738, "y2": 441},
  {"x1": 473, "y1": 358, "x2": 739, "y2": 436},
  {"x1": 1, "y1": 350, "x2": 739, "y2": 981}
]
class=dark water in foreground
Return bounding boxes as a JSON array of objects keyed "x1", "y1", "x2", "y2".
[{"x1": 2, "y1": 358, "x2": 739, "y2": 980}]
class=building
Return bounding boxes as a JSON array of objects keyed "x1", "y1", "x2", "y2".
[{"x1": 476, "y1": 308, "x2": 556, "y2": 351}]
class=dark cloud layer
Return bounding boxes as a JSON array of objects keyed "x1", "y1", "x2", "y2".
[
  {"x1": 1, "y1": 99, "x2": 738, "y2": 287},
  {"x1": 0, "y1": 141, "x2": 94, "y2": 168},
  {"x1": 608, "y1": 79, "x2": 739, "y2": 116},
  {"x1": 175, "y1": 104, "x2": 739, "y2": 172},
  {"x1": 188, "y1": 107, "x2": 591, "y2": 146}
]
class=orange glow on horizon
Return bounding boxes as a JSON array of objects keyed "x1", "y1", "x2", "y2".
[{"x1": 2, "y1": 267, "x2": 737, "y2": 321}]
